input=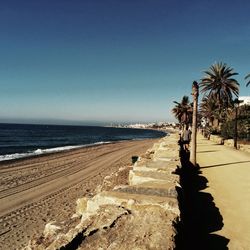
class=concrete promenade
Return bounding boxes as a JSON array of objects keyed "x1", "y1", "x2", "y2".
[{"x1": 197, "y1": 134, "x2": 250, "y2": 250}]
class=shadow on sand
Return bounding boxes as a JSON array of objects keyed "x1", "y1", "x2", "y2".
[{"x1": 174, "y1": 141, "x2": 229, "y2": 250}]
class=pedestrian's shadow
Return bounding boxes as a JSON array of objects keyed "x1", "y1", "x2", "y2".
[{"x1": 174, "y1": 140, "x2": 230, "y2": 250}]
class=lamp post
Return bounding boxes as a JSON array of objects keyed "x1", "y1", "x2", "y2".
[
  {"x1": 234, "y1": 98, "x2": 243, "y2": 149},
  {"x1": 190, "y1": 81, "x2": 199, "y2": 166}
]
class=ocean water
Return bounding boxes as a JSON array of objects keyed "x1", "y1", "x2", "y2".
[{"x1": 0, "y1": 123, "x2": 166, "y2": 162}]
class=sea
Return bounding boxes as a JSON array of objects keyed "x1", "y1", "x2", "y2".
[{"x1": 0, "y1": 123, "x2": 166, "y2": 162}]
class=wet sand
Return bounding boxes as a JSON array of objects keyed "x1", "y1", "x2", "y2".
[{"x1": 0, "y1": 139, "x2": 157, "y2": 249}]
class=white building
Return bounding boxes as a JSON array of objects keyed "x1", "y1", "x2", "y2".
[{"x1": 239, "y1": 96, "x2": 250, "y2": 106}]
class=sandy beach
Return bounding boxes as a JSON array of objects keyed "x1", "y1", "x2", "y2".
[{"x1": 0, "y1": 139, "x2": 157, "y2": 249}]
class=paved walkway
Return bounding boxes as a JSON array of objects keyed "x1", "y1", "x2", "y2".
[{"x1": 197, "y1": 134, "x2": 250, "y2": 250}]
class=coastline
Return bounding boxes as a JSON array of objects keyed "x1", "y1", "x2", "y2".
[
  {"x1": 0, "y1": 141, "x2": 114, "y2": 164},
  {"x1": 0, "y1": 138, "x2": 158, "y2": 249},
  {"x1": 0, "y1": 124, "x2": 167, "y2": 163}
]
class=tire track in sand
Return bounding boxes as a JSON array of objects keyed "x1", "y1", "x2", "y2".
[{"x1": 0, "y1": 139, "x2": 156, "y2": 249}]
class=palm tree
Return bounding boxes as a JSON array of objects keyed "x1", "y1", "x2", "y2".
[
  {"x1": 200, "y1": 95, "x2": 219, "y2": 127},
  {"x1": 245, "y1": 74, "x2": 250, "y2": 87},
  {"x1": 200, "y1": 62, "x2": 239, "y2": 109},
  {"x1": 172, "y1": 96, "x2": 192, "y2": 125}
]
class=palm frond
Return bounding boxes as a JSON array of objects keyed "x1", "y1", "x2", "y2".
[
  {"x1": 245, "y1": 74, "x2": 250, "y2": 87},
  {"x1": 200, "y1": 62, "x2": 239, "y2": 106},
  {"x1": 172, "y1": 95, "x2": 192, "y2": 124}
]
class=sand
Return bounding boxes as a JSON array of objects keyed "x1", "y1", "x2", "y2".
[
  {"x1": 0, "y1": 139, "x2": 157, "y2": 249},
  {"x1": 197, "y1": 134, "x2": 250, "y2": 249}
]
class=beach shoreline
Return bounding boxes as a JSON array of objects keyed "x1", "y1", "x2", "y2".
[
  {"x1": 0, "y1": 141, "x2": 118, "y2": 165},
  {"x1": 0, "y1": 138, "x2": 157, "y2": 249}
]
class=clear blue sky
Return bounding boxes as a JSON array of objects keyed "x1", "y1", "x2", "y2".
[{"x1": 1, "y1": 0, "x2": 250, "y2": 125}]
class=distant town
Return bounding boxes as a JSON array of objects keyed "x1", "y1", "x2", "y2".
[
  {"x1": 110, "y1": 95, "x2": 250, "y2": 132},
  {"x1": 110, "y1": 122, "x2": 178, "y2": 130}
]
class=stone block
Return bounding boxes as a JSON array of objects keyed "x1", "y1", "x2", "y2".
[
  {"x1": 129, "y1": 169, "x2": 177, "y2": 186},
  {"x1": 86, "y1": 191, "x2": 179, "y2": 215},
  {"x1": 114, "y1": 183, "x2": 178, "y2": 198},
  {"x1": 134, "y1": 160, "x2": 178, "y2": 173},
  {"x1": 75, "y1": 197, "x2": 88, "y2": 215}
]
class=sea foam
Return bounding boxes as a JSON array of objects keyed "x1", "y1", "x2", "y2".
[{"x1": 0, "y1": 142, "x2": 111, "y2": 162}]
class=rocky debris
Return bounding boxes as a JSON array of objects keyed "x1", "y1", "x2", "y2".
[
  {"x1": 77, "y1": 205, "x2": 176, "y2": 250},
  {"x1": 95, "y1": 166, "x2": 132, "y2": 193},
  {"x1": 43, "y1": 222, "x2": 61, "y2": 238},
  {"x1": 25, "y1": 134, "x2": 180, "y2": 250}
]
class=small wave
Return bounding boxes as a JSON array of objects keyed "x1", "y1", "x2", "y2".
[{"x1": 0, "y1": 141, "x2": 111, "y2": 162}]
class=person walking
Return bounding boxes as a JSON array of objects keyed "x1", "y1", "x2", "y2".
[{"x1": 181, "y1": 125, "x2": 191, "y2": 151}]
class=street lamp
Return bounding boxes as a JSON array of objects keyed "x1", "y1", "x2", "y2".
[{"x1": 234, "y1": 98, "x2": 243, "y2": 149}]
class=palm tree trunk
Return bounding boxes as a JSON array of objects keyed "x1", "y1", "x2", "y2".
[{"x1": 190, "y1": 81, "x2": 199, "y2": 166}]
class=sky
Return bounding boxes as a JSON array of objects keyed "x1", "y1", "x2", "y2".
[{"x1": 1, "y1": 0, "x2": 250, "y2": 125}]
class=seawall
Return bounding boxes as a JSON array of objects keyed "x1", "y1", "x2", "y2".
[{"x1": 25, "y1": 134, "x2": 181, "y2": 250}]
